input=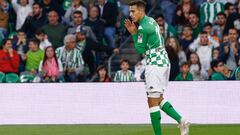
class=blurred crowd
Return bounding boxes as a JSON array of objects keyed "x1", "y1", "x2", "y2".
[{"x1": 0, "y1": 0, "x2": 239, "y2": 83}]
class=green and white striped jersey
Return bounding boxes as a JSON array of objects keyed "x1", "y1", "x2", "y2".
[
  {"x1": 200, "y1": 1, "x2": 224, "y2": 24},
  {"x1": 114, "y1": 70, "x2": 135, "y2": 82},
  {"x1": 55, "y1": 46, "x2": 84, "y2": 70},
  {"x1": 132, "y1": 15, "x2": 170, "y2": 67}
]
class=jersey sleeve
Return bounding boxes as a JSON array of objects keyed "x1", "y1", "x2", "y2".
[{"x1": 132, "y1": 28, "x2": 147, "y2": 54}]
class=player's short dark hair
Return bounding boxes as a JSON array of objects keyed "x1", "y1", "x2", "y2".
[
  {"x1": 217, "y1": 12, "x2": 227, "y2": 18},
  {"x1": 203, "y1": 22, "x2": 213, "y2": 28},
  {"x1": 129, "y1": 0, "x2": 146, "y2": 9},
  {"x1": 120, "y1": 58, "x2": 130, "y2": 65},
  {"x1": 211, "y1": 59, "x2": 224, "y2": 71},
  {"x1": 29, "y1": 38, "x2": 40, "y2": 46}
]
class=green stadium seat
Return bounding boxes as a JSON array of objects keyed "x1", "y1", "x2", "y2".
[
  {"x1": 5, "y1": 73, "x2": 19, "y2": 83},
  {"x1": 0, "y1": 72, "x2": 5, "y2": 83},
  {"x1": 20, "y1": 73, "x2": 35, "y2": 83}
]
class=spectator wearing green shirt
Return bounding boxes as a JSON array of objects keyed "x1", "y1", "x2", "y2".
[
  {"x1": 25, "y1": 38, "x2": 44, "y2": 74},
  {"x1": 188, "y1": 12, "x2": 203, "y2": 39},
  {"x1": 210, "y1": 59, "x2": 227, "y2": 80},
  {"x1": 175, "y1": 62, "x2": 193, "y2": 81}
]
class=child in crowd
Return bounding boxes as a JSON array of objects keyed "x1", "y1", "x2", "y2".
[
  {"x1": 94, "y1": 64, "x2": 111, "y2": 82},
  {"x1": 13, "y1": 30, "x2": 28, "y2": 72},
  {"x1": 114, "y1": 59, "x2": 135, "y2": 82},
  {"x1": 25, "y1": 38, "x2": 44, "y2": 75},
  {"x1": 35, "y1": 29, "x2": 52, "y2": 50},
  {"x1": 212, "y1": 47, "x2": 220, "y2": 60},
  {"x1": 210, "y1": 59, "x2": 227, "y2": 80},
  {"x1": 189, "y1": 52, "x2": 209, "y2": 80},
  {"x1": 175, "y1": 62, "x2": 193, "y2": 81}
]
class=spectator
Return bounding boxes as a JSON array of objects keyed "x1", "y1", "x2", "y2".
[
  {"x1": 188, "y1": 11, "x2": 203, "y2": 38},
  {"x1": 11, "y1": 0, "x2": 34, "y2": 30},
  {"x1": 75, "y1": 25, "x2": 119, "y2": 77},
  {"x1": 98, "y1": 0, "x2": 118, "y2": 48},
  {"x1": 12, "y1": 30, "x2": 28, "y2": 72},
  {"x1": 0, "y1": 38, "x2": 20, "y2": 73},
  {"x1": 222, "y1": 33, "x2": 229, "y2": 42},
  {"x1": 175, "y1": 62, "x2": 193, "y2": 81},
  {"x1": 166, "y1": 37, "x2": 187, "y2": 66},
  {"x1": 155, "y1": 14, "x2": 177, "y2": 39},
  {"x1": 212, "y1": 12, "x2": 227, "y2": 40},
  {"x1": 35, "y1": 28, "x2": 52, "y2": 50},
  {"x1": 212, "y1": 47, "x2": 220, "y2": 60},
  {"x1": 0, "y1": 5, "x2": 8, "y2": 41},
  {"x1": 55, "y1": 34, "x2": 84, "y2": 82},
  {"x1": 210, "y1": 59, "x2": 227, "y2": 80},
  {"x1": 189, "y1": 31, "x2": 216, "y2": 75},
  {"x1": 42, "y1": 10, "x2": 67, "y2": 48},
  {"x1": 203, "y1": 22, "x2": 220, "y2": 45},
  {"x1": 21, "y1": 2, "x2": 47, "y2": 38},
  {"x1": 38, "y1": 46, "x2": 63, "y2": 82},
  {"x1": 219, "y1": 28, "x2": 240, "y2": 70},
  {"x1": 40, "y1": 0, "x2": 64, "y2": 17},
  {"x1": 174, "y1": 0, "x2": 198, "y2": 27},
  {"x1": 94, "y1": 64, "x2": 111, "y2": 82},
  {"x1": 64, "y1": 0, "x2": 88, "y2": 23},
  {"x1": 25, "y1": 38, "x2": 44, "y2": 74},
  {"x1": 67, "y1": 10, "x2": 97, "y2": 42},
  {"x1": 84, "y1": 6, "x2": 105, "y2": 42},
  {"x1": 114, "y1": 58, "x2": 135, "y2": 82},
  {"x1": 179, "y1": 24, "x2": 194, "y2": 58},
  {"x1": 224, "y1": 2, "x2": 237, "y2": 17},
  {"x1": 200, "y1": 0, "x2": 224, "y2": 24},
  {"x1": 189, "y1": 52, "x2": 208, "y2": 80}
]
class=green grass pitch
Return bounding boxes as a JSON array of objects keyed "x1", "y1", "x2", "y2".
[{"x1": 0, "y1": 124, "x2": 239, "y2": 135}]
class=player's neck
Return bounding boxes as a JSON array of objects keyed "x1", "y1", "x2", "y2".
[{"x1": 138, "y1": 13, "x2": 146, "y2": 23}]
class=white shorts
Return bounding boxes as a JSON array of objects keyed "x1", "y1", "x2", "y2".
[{"x1": 145, "y1": 65, "x2": 170, "y2": 98}]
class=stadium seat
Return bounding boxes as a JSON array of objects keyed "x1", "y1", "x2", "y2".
[
  {"x1": 0, "y1": 72, "x2": 5, "y2": 83},
  {"x1": 5, "y1": 73, "x2": 19, "y2": 83},
  {"x1": 20, "y1": 73, "x2": 35, "y2": 83}
]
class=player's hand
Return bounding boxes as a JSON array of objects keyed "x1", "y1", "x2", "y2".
[{"x1": 124, "y1": 19, "x2": 137, "y2": 35}]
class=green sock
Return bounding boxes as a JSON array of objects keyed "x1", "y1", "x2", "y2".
[
  {"x1": 150, "y1": 106, "x2": 162, "y2": 135},
  {"x1": 160, "y1": 99, "x2": 182, "y2": 123}
]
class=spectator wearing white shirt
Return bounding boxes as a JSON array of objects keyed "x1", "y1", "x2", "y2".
[
  {"x1": 189, "y1": 31, "x2": 218, "y2": 74},
  {"x1": 11, "y1": 0, "x2": 33, "y2": 30}
]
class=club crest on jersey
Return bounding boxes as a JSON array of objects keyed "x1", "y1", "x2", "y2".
[{"x1": 138, "y1": 33, "x2": 143, "y2": 43}]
